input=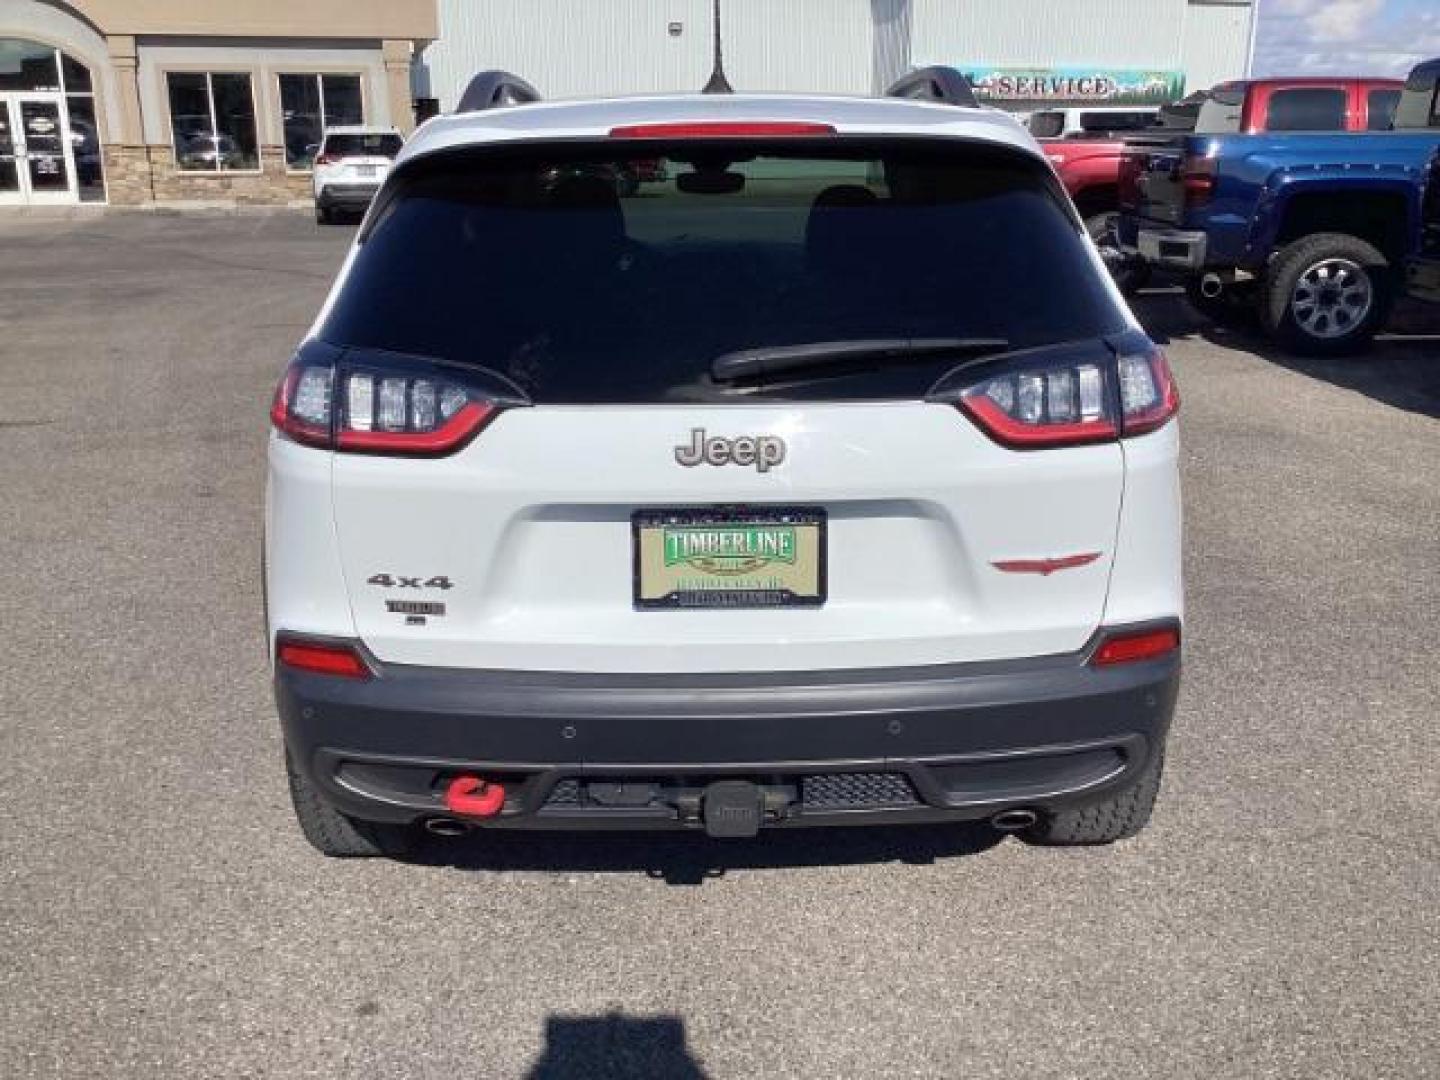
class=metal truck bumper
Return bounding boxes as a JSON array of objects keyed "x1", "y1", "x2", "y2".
[
  {"x1": 1135, "y1": 228, "x2": 1208, "y2": 271},
  {"x1": 276, "y1": 625, "x2": 1181, "y2": 832}
]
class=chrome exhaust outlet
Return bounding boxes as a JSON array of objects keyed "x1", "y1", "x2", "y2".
[
  {"x1": 990, "y1": 808, "x2": 1039, "y2": 832},
  {"x1": 423, "y1": 816, "x2": 472, "y2": 838},
  {"x1": 1200, "y1": 273, "x2": 1225, "y2": 299}
]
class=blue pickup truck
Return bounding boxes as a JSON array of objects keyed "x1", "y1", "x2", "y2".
[{"x1": 1119, "y1": 58, "x2": 1440, "y2": 354}]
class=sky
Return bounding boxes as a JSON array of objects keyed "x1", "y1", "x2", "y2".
[{"x1": 1252, "y1": 0, "x2": 1440, "y2": 76}]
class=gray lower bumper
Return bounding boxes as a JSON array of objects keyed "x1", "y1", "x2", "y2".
[{"x1": 276, "y1": 623, "x2": 1181, "y2": 831}]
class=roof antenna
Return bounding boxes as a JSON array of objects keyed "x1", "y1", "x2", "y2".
[{"x1": 702, "y1": 0, "x2": 733, "y2": 94}]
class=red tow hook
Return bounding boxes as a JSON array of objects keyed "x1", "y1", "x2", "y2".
[{"x1": 442, "y1": 775, "x2": 506, "y2": 819}]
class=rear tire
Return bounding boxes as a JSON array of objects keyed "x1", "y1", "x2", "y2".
[
  {"x1": 1260, "y1": 233, "x2": 1392, "y2": 356},
  {"x1": 286, "y1": 751, "x2": 417, "y2": 858},
  {"x1": 315, "y1": 202, "x2": 332, "y2": 225},
  {"x1": 1025, "y1": 749, "x2": 1164, "y2": 845}
]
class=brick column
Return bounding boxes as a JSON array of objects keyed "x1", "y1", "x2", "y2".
[
  {"x1": 104, "y1": 35, "x2": 152, "y2": 205},
  {"x1": 382, "y1": 39, "x2": 415, "y2": 134}
]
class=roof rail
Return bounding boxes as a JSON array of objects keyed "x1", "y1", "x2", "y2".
[
  {"x1": 884, "y1": 66, "x2": 979, "y2": 109},
  {"x1": 456, "y1": 70, "x2": 542, "y2": 113}
]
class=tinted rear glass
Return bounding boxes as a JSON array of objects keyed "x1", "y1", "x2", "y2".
[
  {"x1": 1077, "y1": 111, "x2": 1158, "y2": 133},
  {"x1": 324, "y1": 132, "x2": 402, "y2": 158},
  {"x1": 1264, "y1": 88, "x2": 1347, "y2": 131},
  {"x1": 1366, "y1": 88, "x2": 1401, "y2": 130},
  {"x1": 324, "y1": 141, "x2": 1125, "y2": 403},
  {"x1": 1027, "y1": 112, "x2": 1065, "y2": 138}
]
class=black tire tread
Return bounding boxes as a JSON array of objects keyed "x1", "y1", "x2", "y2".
[
  {"x1": 1026, "y1": 750, "x2": 1164, "y2": 846},
  {"x1": 1260, "y1": 232, "x2": 1391, "y2": 356},
  {"x1": 286, "y1": 752, "x2": 415, "y2": 858}
]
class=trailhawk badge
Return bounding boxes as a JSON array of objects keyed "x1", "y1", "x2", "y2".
[{"x1": 674, "y1": 428, "x2": 786, "y2": 472}]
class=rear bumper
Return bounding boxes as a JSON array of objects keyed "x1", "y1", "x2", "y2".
[
  {"x1": 316, "y1": 183, "x2": 380, "y2": 208},
  {"x1": 277, "y1": 623, "x2": 1181, "y2": 831},
  {"x1": 1133, "y1": 227, "x2": 1208, "y2": 271}
]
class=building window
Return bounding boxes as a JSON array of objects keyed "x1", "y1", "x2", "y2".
[
  {"x1": 279, "y1": 73, "x2": 364, "y2": 169},
  {"x1": 167, "y1": 72, "x2": 258, "y2": 172}
]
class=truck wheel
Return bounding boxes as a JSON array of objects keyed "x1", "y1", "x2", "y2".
[
  {"x1": 286, "y1": 751, "x2": 417, "y2": 859},
  {"x1": 1261, "y1": 233, "x2": 1393, "y2": 356},
  {"x1": 1025, "y1": 749, "x2": 1164, "y2": 845},
  {"x1": 1086, "y1": 212, "x2": 1150, "y2": 295},
  {"x1": 315, "y1": 203, "x2": 332, "y2": 225}
]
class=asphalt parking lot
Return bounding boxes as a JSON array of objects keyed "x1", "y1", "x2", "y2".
[{"x1": 2, "y1": 211, "x2": 1437, "y2": 1079}]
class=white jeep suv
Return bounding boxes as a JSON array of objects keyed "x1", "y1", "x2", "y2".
[
  {"x1": 311, "y1": 126, "x2": 403, "y2": 224},
  {"x1": 267, "y1": 82, "x2": 1182, "y2": 857}
]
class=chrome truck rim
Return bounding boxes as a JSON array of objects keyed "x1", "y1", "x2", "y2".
[{"x1": 1291, "y1": 258, "x2": 1373, "y2": 340}]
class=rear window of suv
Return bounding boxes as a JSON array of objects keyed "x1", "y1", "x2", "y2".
[
  {"x1": 323, "y1": 140, "x2": 1127, "y2": 403},
  {"x1": 322, "y1": 132, "x2": 402, "y2": 159}
]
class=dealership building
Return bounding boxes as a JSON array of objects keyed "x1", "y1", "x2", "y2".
[
  {"x1": 0, "y1": 0, "x2": 434, "y2": 207},
  {"x1": 417, "y1": 0, "x2": 1256, "y2": 112},
  {"x1": 2, "y1": 0, "x2": 1252, "y2": 208}
]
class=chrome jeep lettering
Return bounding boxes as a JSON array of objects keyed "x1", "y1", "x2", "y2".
[{"x1": 674, "y1": 429, "x2": 786, "y2": 472}]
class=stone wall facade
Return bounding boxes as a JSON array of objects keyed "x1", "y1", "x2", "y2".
[{"x1": 103, "y1": 144, "x2": 312, "y2": 207}]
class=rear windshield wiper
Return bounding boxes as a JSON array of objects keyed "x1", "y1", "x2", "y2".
[{"x1": 710, "y1": 338, "x2": 1011, "y2": 382}]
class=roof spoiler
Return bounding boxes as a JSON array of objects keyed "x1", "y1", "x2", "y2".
[
  {"x1": 456, "y1": 70, "x2": 542, "y2": 113},
  {"x1": 884, "y1": 67, "x2": 979, "y2": 109}
]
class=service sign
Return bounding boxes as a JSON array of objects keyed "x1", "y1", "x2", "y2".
[{"x1": 956, "y1": 66, "x2": 1186, "y2": 105}]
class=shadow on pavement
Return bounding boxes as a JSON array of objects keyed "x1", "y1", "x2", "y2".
[
  {"x1": 526, "y1": 1012, "x2": 707, "y2": 1079},
  {"x1": 411, "y1": 821, "x2": 1004, "y2": 885},
  {"x1": 1131, "y1": 290, "x2": 1440, "y2": 420}
]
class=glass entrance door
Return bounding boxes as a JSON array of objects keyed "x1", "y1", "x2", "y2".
[
  {"x1": 0, "y1": 95, "x2": 78, "y2": 205},
  {"x1": 0, "y1": 98, "x2": 21, "y2": 204}
]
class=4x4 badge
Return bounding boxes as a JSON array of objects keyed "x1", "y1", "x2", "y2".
[{"x1": 674, "y1": 428, "x2": 786, "y2": 472}]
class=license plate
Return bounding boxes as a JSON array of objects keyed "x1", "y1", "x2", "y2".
[
  {"x1": 356, "y1": 165, "x2": 376, "y2": 177},
  {"x1": 632, "y1": 508, "x2": 827, "y2": 610}
]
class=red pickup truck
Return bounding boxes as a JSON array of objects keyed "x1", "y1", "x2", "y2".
[{"x1": 1042, "y1": 77, "x2": 1404, "y2": 291}]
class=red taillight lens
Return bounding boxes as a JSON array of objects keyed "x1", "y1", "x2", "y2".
[
  {"x1": 959, "y1": 361, "x2": 1118, "y2": 448},
  {"x1": 608, "y1": 121, "x2": 837, "y2": 139},
  {"x1": 270, "y1": 363, "x2": 333, "y2": 448},
  {"x1": 1092, "y1": 626, "x2": 1181, "y2": 666},
  {"x1": 1181, "y1": 155, "x2": 1216, "y2": 208},
  {"x1": 1116, "y1": 347, "x2": 1180, "y2": 436},
  {"x1": 314, "y1": 152, "x2": 337, "y2": 166},
  {"x1": 270, "y1": 359, "x2": 500, "y2": 456},
  {"x1": 276, "y1": 638, "x2": 371, "y2": 679},
  {"x1": 956, "y1": 345, "x2": 1177, "y2": 448}
]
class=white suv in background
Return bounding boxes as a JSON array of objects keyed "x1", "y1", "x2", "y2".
[
  {"x1": 268, "y1": 80, "x2": 1183, "y2": 857},
  {"x1": 311, "y1": 125, "x2": 403, "y2": 223}
]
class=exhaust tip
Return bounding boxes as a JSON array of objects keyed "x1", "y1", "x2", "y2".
[
  {"x1": 990, "y1": 808, "x2": 1039, "y2": 833},
  {"x1": 423, "y1": 816, "x2": 472, "y2": 837},
  {"x1": 1200, "y1": 274, "x2": 1224, "y2": 299}
]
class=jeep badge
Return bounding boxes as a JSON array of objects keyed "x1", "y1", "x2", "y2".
[{"x1": 674, "y1": 428, "x2": 786, "y2": 472}]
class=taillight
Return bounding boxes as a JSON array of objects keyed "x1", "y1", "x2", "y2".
[
  {"x1": 1091, "y1": 625, "x2": 1181, "y2": 666},
  {"x1": 955, "y1": 345, "x2": 1178, "y2": 449},
  {"x1": 276, "y1": 637, "x2": 371, "y2": 679},
  {"x1": 270, "y1": 354, "x2": 502, "y2": 456},
  {"x1": 959, "y1": 361, "x2": 1117, "y2": 448},
  {"x1": 1181, "y1": 154, "x2": 1217, "y2": 208},
  {"x1": 1116, "y1": 347, "x2": 1180, "y2": 436},
  {"x1": 314, "y1": 152, "x2": 337, "y2": 166}
]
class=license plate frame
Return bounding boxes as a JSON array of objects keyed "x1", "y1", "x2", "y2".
[{"x1": 632, "y1": 507, "x2": 828, "y2": 611}]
